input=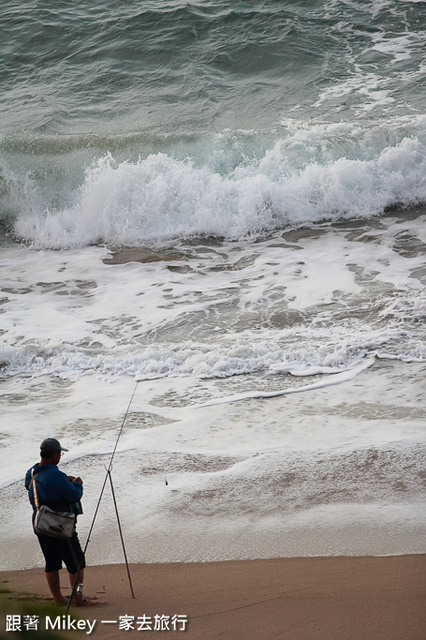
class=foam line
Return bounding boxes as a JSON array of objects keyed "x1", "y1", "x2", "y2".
[{"x1": 192, "y1": 358, "x2": 375, "y2": 408}]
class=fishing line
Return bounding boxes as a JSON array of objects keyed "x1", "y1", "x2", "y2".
[{"x1": 67, "y1": 378, "x2": 140, "y2": 611}]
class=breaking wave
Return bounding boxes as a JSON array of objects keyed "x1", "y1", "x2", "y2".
[{"x1": 2, "y1": 118, "x2": 426, "y2": 249}]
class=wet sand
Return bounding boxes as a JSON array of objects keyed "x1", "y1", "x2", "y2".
[{"x1": 1, "y1": 555, "x2": 425, "y2": 639}]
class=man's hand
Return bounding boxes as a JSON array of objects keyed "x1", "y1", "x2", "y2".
[{"x1": 73, "y1": 477, "x2": 83, "y2": 485}]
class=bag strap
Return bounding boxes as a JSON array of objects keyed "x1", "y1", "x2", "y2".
[
  {"x1": 29, "y1": 469, "x2": 40, "y2": 510},
  {"x1": 29, "y1": 469, "x2": 76, "y2": 515}
]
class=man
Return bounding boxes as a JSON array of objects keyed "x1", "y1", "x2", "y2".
[{"x1": 25, "y1": 438, "x2": 87, "y2": 606}]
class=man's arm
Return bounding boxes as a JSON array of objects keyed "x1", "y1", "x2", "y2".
[
  {"x1": 24, "y1": 468, "x2": 32, "y2": 491},
  {"x1": 56, "y1": 469, "x2": 84, "y2": 503}
]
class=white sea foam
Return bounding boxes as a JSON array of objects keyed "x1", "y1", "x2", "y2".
[
  {"x1": 1, "y1": 358, "x2": 425, "y2": 568},
  {"x1": 370, "y1": 31, "x2": 425, "y2": 64},
  {"x1": 8, "y1": 120, "x2": 426, "y2": 249},
  {"x1": 192, "y1": 358, "x2": 376, "y2": 407},
  {"x1": 2, "y1": 193, "x2": 425, "y2": 568},
  {"x1": 2, "y1": 213, "x2": 425, "y2": 382}
]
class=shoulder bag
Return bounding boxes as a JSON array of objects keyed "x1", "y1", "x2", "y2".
[{"x1": 30, "y1": 470, "x2": 76, "y2": 539}]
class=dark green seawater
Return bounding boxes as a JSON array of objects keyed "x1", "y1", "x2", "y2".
[
  {"x1": 2, "y1": 0, "x2": 425, "y2": 135},
  {"x1": 0, "y1": 0, "x2": 425, "y2": 245}
]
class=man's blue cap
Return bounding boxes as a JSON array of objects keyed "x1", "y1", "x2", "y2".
[{"x1": 40, "y1": 438, "x2": 69, "y2": 454}]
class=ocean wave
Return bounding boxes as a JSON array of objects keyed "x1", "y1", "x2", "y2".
[
  {"x1": 1, "y1": 324, "x2": 424, "y2": 383},
  {"x1": 5, "y1": 122, "x2": 425, "y2": 248}
]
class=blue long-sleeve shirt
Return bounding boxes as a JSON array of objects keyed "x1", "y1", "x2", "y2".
[{"x1": 25, "y1": 463, "x2": 83, "y2": 514}]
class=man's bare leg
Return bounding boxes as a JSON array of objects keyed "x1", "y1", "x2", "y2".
[
  {"x1": 68, "y1": 569, "x2": 84, "y2": 605},
  {"x1": 45, "y1": 571, "x2": 68, "y2": 605}
]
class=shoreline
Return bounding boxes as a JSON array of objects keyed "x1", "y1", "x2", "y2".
[{"x1": 1, "y1": 554, "x2": 425, "y2": 639}]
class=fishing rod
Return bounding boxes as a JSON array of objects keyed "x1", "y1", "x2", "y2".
[{"x1": 67, "y1": 379, "x2": 140, "y2": 612}]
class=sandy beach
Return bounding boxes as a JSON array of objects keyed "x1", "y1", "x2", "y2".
[{"x1": 1, "y1": 555, "x2": 425, "y2": 639}]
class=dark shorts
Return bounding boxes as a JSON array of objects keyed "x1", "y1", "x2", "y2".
[{"x1": 36, "y1": 531, "x2": 86, "y2": 574}]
